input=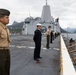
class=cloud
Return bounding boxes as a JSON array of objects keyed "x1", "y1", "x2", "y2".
[{"x1": 0, "y1": 0, "x2": 76, "y2": 28}]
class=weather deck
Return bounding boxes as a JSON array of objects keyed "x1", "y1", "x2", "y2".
[{"x1": 10, "y1": 34, "x2": 60, "y2": 75}]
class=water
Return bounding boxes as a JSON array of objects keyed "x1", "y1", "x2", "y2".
[
  {"x1": 62, "y1": 33, "x2": 76, "y2": 70},
  {"x1": 61, "y1": 33, "x2": 76, "y2": 40}
]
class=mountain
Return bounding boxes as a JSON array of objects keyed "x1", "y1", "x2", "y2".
[
  {"x1": 12, "y1": 21, "x2": 19, "y2": 25},
  {"x1": 63, "y1": 28, "x2": 76, "y2": 33},
  {"x1": 7, "y1": 21, "x2": 67, "y2": 34},
  {"x1": 74, "y1": 30, "x2": 76, "y2": 33},
  {"x1": 60, "y1": 27, "x2": 67, "y2": 33},
  {"x1": 7, "y1": 21, "x2": 24, "y2": 33}
]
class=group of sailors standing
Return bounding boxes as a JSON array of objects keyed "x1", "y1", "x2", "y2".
[
  {"x1": 45, "y1": 25, "x2": 60, "y2": 49},
  {"x1": 33, "y1": 23, "x2": 60, "y2": 63}
]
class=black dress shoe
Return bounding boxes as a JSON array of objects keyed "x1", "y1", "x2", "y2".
[
  {"x1": 34, "y1": 59, "x2": 39, "y2": 61},
  {"x1": 34, "y1": 59, "x2": 41, "y2": 63}
]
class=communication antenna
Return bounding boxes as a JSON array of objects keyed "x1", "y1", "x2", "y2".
[
  {"x1": 46, "y1": 0, "x2": 47, "y2": 5},
  {"x1": 28, "y1": 9, "x2": 31, "y2": 17}
]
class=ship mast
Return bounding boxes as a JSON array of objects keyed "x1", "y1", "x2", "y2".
[{"x1": 46, "y1": 0, "x2": 47, "y2": 5}]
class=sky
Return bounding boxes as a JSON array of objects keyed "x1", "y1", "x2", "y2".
[{"x1": 0, "y1": 0, "x2": 76, "y2": 28}]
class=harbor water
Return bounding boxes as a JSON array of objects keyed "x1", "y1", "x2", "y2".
[{"x1": 61, "y1": 33, "x2": 76, "y2": 40}]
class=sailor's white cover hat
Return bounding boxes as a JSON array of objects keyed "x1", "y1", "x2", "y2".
[{"x1": 36, "y1": 23, "x2": 42, "y2": 26}]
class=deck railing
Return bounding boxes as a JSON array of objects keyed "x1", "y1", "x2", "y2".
[{"x1": 60, "y1": 35, "x2": 76, "y2": 75}]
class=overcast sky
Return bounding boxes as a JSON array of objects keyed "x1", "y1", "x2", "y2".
[{"x1": 0, "y1": 0, "x2": 76, "y2": 28}]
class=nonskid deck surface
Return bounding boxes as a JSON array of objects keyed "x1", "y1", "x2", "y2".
[{"x1": 10, "y1": 34, "x2": 60, "y2": 75}]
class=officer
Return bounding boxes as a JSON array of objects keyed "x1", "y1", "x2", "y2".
[
  {"x1": 46, "y1": 26, "x2": 51, "y2": 49},
  {"x1": 33, "y1": 23, "x2": 42, "y2": 63},
  {"x1": 0, "y1": 9, "x2": 11, "y2": 75}
]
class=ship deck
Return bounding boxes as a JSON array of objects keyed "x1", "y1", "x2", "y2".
[{"x1": 10, "y1": 34, "x2": 60, "y2": 75}]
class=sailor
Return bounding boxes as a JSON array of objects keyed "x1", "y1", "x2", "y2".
[
  {"x1": 33, "y1": 23, "x2": 42, "y2": 63},
  {"x1": 69, "y1": 38, "x2": 75, "y2": 46},
  {"x1": 0, "y1": 9, "x2": 11, "y2": 75}
]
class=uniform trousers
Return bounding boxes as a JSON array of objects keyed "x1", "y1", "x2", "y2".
[
  {"x1": 0, "y1": 49, "x2": 10, "y2": 75},
  {"x1": 34, "y1": 42, "x2": 41, "y2": 60},
  {"x1": 46, "y1": 35, "x2": 50, "y2": 48}
]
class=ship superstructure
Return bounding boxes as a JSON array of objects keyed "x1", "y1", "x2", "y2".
[{"x1": 22, "y1": 0, "x2": 60, "y2": 34}]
